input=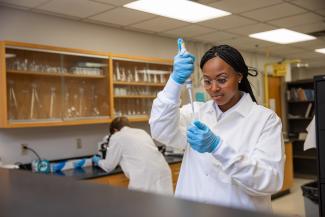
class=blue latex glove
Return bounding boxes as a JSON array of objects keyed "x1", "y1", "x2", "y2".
[
  {"x1": 187, "y1": 120, "x2": 221, "y2": 153},
  {"x1": 51, "y1": 161, "x2": 66, "y2": 172},
  {"x1": 73, "y1": 158, "x2": 86, "y2": 169},
  {"x1": 92, "y1": 155, "x2": 101, "y2": 166},
  {"x1": 171, "y1": 38, "x2": 195, "y2": 84}
]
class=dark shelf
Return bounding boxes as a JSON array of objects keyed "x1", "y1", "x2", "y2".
[
  {"x1": 293, "y1": 155, "x2": 317, "y2": 160},
  {"x1": 289, "y1": 139, "x2": 305, "y2": 142},
  {"x1": 288, "y1": 117, "x2": 313, "y2": 120},
  {"x1": 288, "y1": 131, "x2": 307, "y2": 134},
  {"x1": 287, "y1": 79, "x2": 313, "y2": 86},
  {"x1": 287, "y1": 100, "x2": 314, "y2": 103},
  {"x1": 294, "y1": 173, "x2": 317, "y2": 179}
]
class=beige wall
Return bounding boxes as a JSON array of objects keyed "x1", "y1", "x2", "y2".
[
  {"x1": 0, "y1": 6, "x2": 280, "y2": 164},
  {"x1": 292, "y1": 67, "x2": 325, "y2": 80}
]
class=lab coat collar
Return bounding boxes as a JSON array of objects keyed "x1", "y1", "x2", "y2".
[{"x1": 206, "y1": 92, "x2": 254, "y2": 117}]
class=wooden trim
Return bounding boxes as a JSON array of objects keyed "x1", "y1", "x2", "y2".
[
  {"x1": 0, "y1": 40, "x2": 172, "y2": 127},
  {"x1": 126, "y1": 116, "x2": 149, "y2": 122},
  {"x1": 108, "y1": 57, "x2": 114, "y2": 118},
  {"x1": 4, "y1": 41, "x2": 109, "y2": 57},
  {"x1": 7, "y1": 118, "x2": 112, "y2": 128},
  {"x1": 112, "y1": 54, "x2": 172, "y2": 65},
  {"x1": 280, "y1": 142, "x2": 294, "y2": 192},
  {"x1": 0, "y1": 42, "x2": 8, "y2": 127},
  {"x1": 114, "y1": 95, "x2": 156, "y2": 99},
  {"x1": 113, "y1": 81, "x2": 166, "y2": 87}
]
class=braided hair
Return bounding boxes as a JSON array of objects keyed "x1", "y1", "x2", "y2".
[{"x1": 200, "y1": 45, "x2": 258, "y2": 102}]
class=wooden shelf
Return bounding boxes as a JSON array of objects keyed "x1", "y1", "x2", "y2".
[
  {"x1": 114, "y1": 95, "x2": 156, "y2": 99},
  {"x1": 287, "y1": 100, "x2": 314, "y2": 103},
  {"x1": 1, "y1": 40, "x2": 173, "y2": 127},
  {"x1": 294, "y1": 173, "x2": 317, "y2": 179},
  {"x1": 8, "y1": 70, "x2": 106, "y2": 79},
  {"x1": 288, "y1": 117, "x2": 313, "y2": 120},
  {"x1": 125, "y1": 115, "x2": 149, "y2": 122},
  {"x1": 113, "y1": 81, "x2": 166, "y2": 87},
  {"x1": 290, "y1": 139, "x2": 305, "y2": 142},
  {"x1": 293, "y1": 155, "x2": 317, "y2": 160},
  {"x1": 7, "y1": 117, "x2": 112, "y2": 128}
]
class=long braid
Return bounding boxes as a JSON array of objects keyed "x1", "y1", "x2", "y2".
[{"x1": 200, "y1": 45, "x2": 258, "y2": 102}]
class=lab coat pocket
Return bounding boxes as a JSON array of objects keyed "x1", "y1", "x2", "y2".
[{"x1": 206, "y1": 155, "x2": 231, "y2": 184}]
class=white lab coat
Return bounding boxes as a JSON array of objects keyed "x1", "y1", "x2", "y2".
[
  {"x1": 149, "y1": 78, "x2": 285, "y2": 211},
  {"x1": 98, "y1": 126, "x2": 173, "y2": 195}
]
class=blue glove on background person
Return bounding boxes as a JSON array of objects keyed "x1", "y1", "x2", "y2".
[
  {"x1": 51, "y1": 161, "x2": 66, "y2": 172},
  {"x1": 73, "y1": 158, "x2": 86, "y2": 169},
  {"x1": 187, "y1": 120, "x2": 221, "y2": 153},
  {"x1": 92, "y1": 155, "x2": 101, "y2": 166},
  {"x1": 171, "y1": 39, "x2": 195, "y2": 84}
]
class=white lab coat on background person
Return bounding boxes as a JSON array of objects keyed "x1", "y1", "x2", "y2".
[
  {"x1": 149, "y1": 78, "x2": 285, "y2": 211},
  {"x1": 98, "y1": 126, "x2": 173, "y2": 195}
]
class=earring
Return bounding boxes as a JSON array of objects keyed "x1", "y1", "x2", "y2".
[{"x1": 238, "y1": 80, "x2": 241, "y2": 83}]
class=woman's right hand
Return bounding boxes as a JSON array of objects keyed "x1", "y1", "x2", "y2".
[{"x1": 171, "y1": 39, "x2": 195, "y2": 84}]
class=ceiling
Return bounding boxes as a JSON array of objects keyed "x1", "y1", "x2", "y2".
[{"x1": 1, "y1": 0, "x2": 325, "y2": 68}]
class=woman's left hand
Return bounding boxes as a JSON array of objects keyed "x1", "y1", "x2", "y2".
[{"x1": 187, "y1": 120, "x2": 221, "y2": 153}]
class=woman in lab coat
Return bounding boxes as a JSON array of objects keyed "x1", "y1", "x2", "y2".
[
  {"x1": 149, "y1": 44, "x2": 284, "y2": 211},
  {"x1": 93, "y1": 116, "x2": 173, "y2": 195}
]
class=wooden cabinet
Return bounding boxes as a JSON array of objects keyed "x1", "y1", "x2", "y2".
[
  {"x1": 281, "y1": 142, "x2": 294, "y2": 192},
  {"x1": 86, "y1": 173, "x2": 129, "y2": 187},
  {"x1": 0, "y1": 41, "x2": 112, "y2": 128},
  {"x1": 169, "y1": 163, "x2": 181, "y2": 191},
  {"x1": 0, "y1": 41, "x2": 173, "y2": 127},
  {"x1": 111, "y1": 54, "x2": 172, "y2": 122},
  {"x1": 86, "y1": 162, "x2": 181, "y2": 191}
]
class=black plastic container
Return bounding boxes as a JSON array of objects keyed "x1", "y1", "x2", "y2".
[{"x1": 301, "y1": 181, "x2": 319, "y2": 217}]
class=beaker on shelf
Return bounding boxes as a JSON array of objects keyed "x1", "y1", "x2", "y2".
[
  {"x1": 8, "y1": 80, "x2": 18, "y2": 120},
  {"x1": 30, "y1": 83, "x2": 43, "y2": 120},
  {"x1": 49, "y1": 87, "x2": 56, "y2": 119}
]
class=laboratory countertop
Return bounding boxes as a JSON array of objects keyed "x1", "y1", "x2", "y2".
[
  {"x1": 0, "y1": 168, "x2": 282, "y2": 217},
  {"x1": 19, "y1": 154, "x2": 183, "y2": 180}
]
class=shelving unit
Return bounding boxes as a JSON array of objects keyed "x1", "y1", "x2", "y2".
[
  {"x1": 0, "y1": 41, "x2": 112, "y2": 128},
  {"x1": 111, "y1": 54, "x2": 172, "y2": 122},
  {"x1": 0, "y1": 41, "x2": 173, "y2": 127},
  {"x1": 286, "y1": 79, "x2": 317, "y2": 178}
]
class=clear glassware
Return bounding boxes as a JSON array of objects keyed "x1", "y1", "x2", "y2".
[
  {"x1": 79, "y1": 87, "x2": 84, "y2": 117},
  {"x1": 143, "y1": 68, "x2": 147, "y2": 82},
  {"x1": 91, "y1": 85, "x2": 100, "y2": 116},
  {"x1": 136, "y1": 99, "x2": 140, "y2": 115},
  {"x1": 121, "y1": 68, "x2": 126, "y2": 82},
  {"x1": 153, "y1": 73, "x2": 158, "y2": 83},
  {"x1": 115, "y1": 63, "x2": 121, "y2": 81},
  {"x1": 127, "y1": 69, "x2": 133, "y2": 82},
  {"x1": 8, "y1": 80, "x2": 18, "y2": 120},
  {"x1": 30, "y1": 83, "x2": 42, "y2": 119},
  {"x1": 64, "y1": 92, "x2": 72, "y2": 118},
  {"x1": 160, "y1": 72, "x2": 166, "y2": 83},
  {"x1": 49, "y1": 87, "x2": 56, "y2": 119},
  {"x1": 147, "y1": 70, "x2": 151, "y2": 83},
  {"x1": 134, "y1": 67, "x2": 139, "y2": 82}
]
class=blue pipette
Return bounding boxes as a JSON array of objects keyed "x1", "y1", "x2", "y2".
[{"x1": 177, "y1": 38, "x2": 195, "y2": 116}]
